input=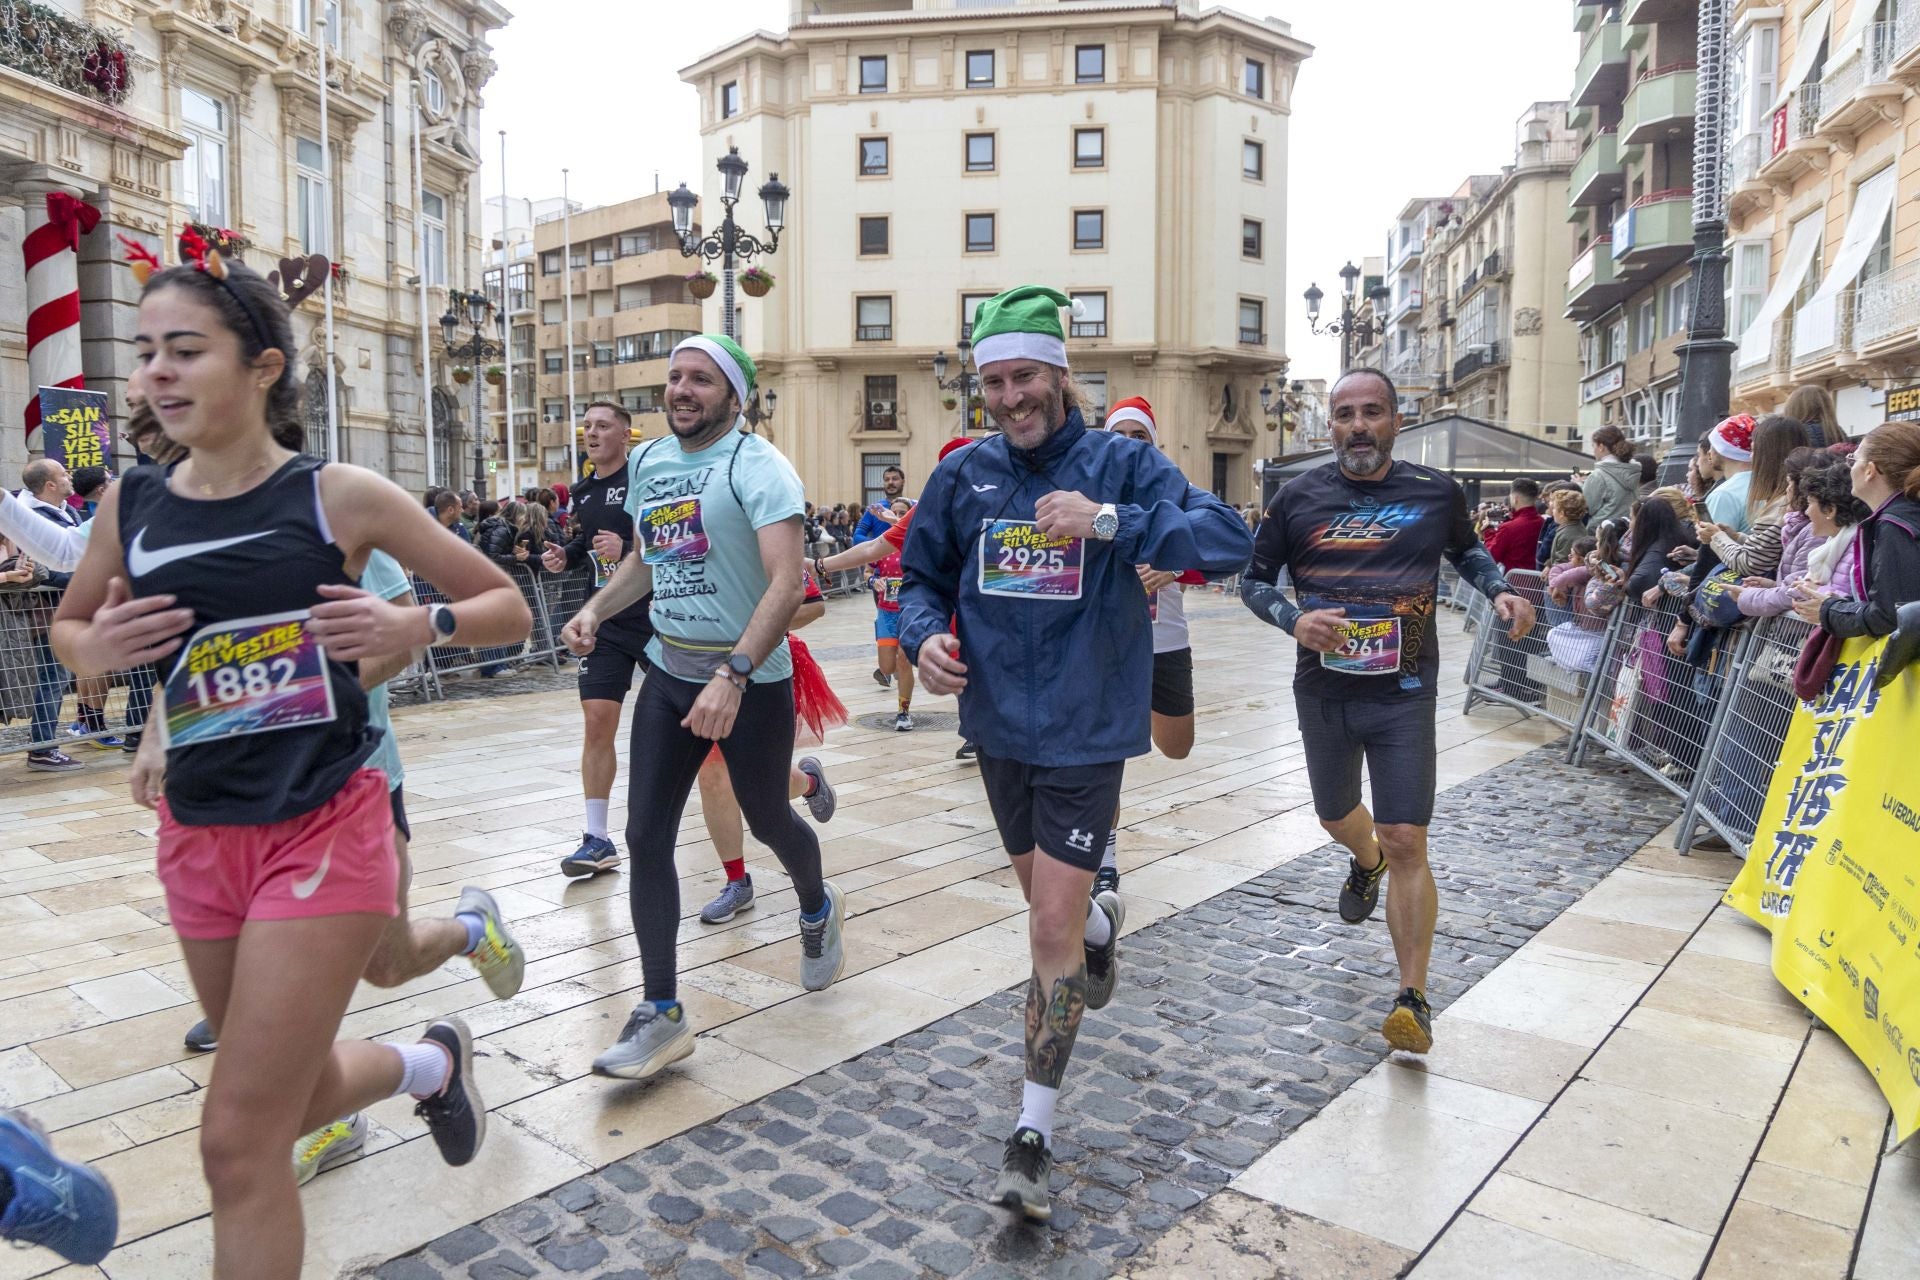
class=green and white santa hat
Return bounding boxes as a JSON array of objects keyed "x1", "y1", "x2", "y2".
[
  {"x1": 671, "y1": 332, "x2": 757, "y2": 405},
  {"x1": 970, "y1": 285, "x2": 1082, "y2": 369}
]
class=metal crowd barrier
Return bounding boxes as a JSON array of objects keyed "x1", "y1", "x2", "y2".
[
  {"x1": 1, "y1": 585, "x2": 152, "y2": 755},
  {"x1": 1438, "y1": 561, "x2": 1466, "y2": 611},
  {"x1": 1456, "y1": 574, "x2": 1835, "y2": 859},
  {"x1": 409, "y1": 562, "x2": 590, "y2": 687}
]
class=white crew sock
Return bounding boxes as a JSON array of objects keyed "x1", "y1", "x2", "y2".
[
  {"x1": 1017, "y1": 1080, "x2": 1058, "y2": 1143},
  {"x1": 1083, "y1": 898, "x2": 1113, "y2": 948},
  {"x1": 585, "y1": 799, "x2": 610, "y2": 840},
  {"x1": 1101, "y1": 830, "x2": 1118, "y2": 872},
  {"x1": 391, "y1": 1040, "x2": 452, "y2": 1100}
]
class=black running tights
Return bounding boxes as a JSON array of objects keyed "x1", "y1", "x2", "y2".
[{"x1": 625, "y1": 670, "x2": 826, "y2": 1001}]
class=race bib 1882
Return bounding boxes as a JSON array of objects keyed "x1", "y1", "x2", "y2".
[
  {"x1": 638, "y1": 497, "x2": 708, "y2": 565},
  {"x1": 164, "y1": 611, "x2": 337, "y2": 747},
  {"x1": 978, "y1": 520, "x2": 1084, "y2": 600}
]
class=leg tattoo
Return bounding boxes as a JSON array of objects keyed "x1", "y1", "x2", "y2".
[{"x1": 1023, "y1": 968, "x2": 1089, "y2": 1089}]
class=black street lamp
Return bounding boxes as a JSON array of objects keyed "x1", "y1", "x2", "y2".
[
  {"x1": 743, "y1": 387, "x2": 778, "y2": 433},
  {"x1": 668, "y1": 146, "x2": 789, "y2": 342},
  {"x1": 440, "y1": 288, "x2": 504, "y2": 495},
  {"x1": 932, "y1": 339, "x2": 984, "y2": 435},
  {"x1": 1304, "y1": 262, "x2": 1393, "y2": 372}
]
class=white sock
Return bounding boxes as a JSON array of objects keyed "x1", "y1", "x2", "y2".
[
  {"x1": 585, "y1": 798, "x2": 609, "y2": 840},
  {"x1": 1101, "y1": 830, "x2": 1118, "y2": 872},
  {"x1": 1018, "y1": 1080, "x2": 1058, "y2": 1143},
  {"x1": 1083, "y1": 898, "x2": 1113, "y2": 948},
  {"x1": 391, "y1": 1039, "x2": 451, "y2": 1100}
]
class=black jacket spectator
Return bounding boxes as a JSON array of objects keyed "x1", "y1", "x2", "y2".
[
  {"x1": 1823, "y1": 494, "x2": 1920, "y2": 640},
  {"x1": 1624, "y1": 499, "x2": 1698, "y2": 600}
]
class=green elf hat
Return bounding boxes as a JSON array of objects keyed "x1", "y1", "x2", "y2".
[
  {"x1": 671, "y1": 333, "x2": 757, "y2": 405},
  {"x1": 969, "y1": 285, "x2": 1081, "y2": 369}
]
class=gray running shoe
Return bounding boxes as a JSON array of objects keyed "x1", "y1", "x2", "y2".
[
  {"x1": 991, "y1": 1127, "x2": 1052, "y2": 1221},
  {"x1": 797, "y1": 757, "x2": 836, "y2": 823},
  {"x1": 184, "y1": 1018, "x2": 217, "y2": 1052},
  {"x1": 1084, "y1": 889, "x2": 1126, "y2": 1011},
  {"x1": 700, "y1": 875, "x2": 755, "y2": 924},
  {"x1": 457, "y1": 886, "x2": 526, "y2": 1000},
  {"x1": 798, "y1": 881, "x2": 847, "y2": 991},
  {"x1": 591, "y1": 1002, "x2": 695, "y2": 1080}
]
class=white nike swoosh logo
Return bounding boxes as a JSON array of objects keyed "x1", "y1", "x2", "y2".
[
  {"x1": 971, "y1": 484, "x2": 998, "y2": 492},
  {"x1": 290, "y1": 834, "x2": 337, "y2": 900},
  {"x1": 128, "y1": 528, "x2": 271, "y2": 577}
]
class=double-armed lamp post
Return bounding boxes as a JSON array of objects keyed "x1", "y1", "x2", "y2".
[
  {"x1": 1304, "y1": 261, "x2": 1393, "y2": 372},
  {"x1": 440, "y1": 288, "x2": 504, "y2": 495}
]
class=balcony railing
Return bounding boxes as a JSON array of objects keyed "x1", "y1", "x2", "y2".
[
  {"x1": 1855, "y1": 261, "x2": 1920, "y2": 349},
  {"x1": 1453, "y1": 341, "x2": 1506, "y2": 384},
  {"x1": 1728, "y1": 132, "x2": 1764, "y2": 187},
  {"x1": 1238, "y1": 328, "x2": 1266, "y2": 345},
  {"x1": 855, "y1": 325, "x2": 893, "y2": 341},
  {"x1": 1822, "y1": 22, "x2": 1900, "y2": 104},
  {"x1": 1771, "y1": 84, "x2": 1823, "y2": 156},
  {"x1": 1070, "y1": 320, "x2": 1107, "y2": 338}
]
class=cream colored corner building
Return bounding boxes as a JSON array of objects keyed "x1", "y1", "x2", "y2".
[
  {"x1": 0, "y1": 0, "x2": 506, "y2": 488},
  {"x1": 676, "y1": 0, "x2": 1309, "y2": 508}
]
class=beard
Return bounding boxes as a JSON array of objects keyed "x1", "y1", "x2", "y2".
[
  {"x1": 990, "y1": 380, "x2": 1067, "y2": 446},
  {"x1": 668, "y1": 397, "x2": 736, "y2": 444},
  {"x1": 1335, "y1": 436, "x2": 1390, "y2": 474}
]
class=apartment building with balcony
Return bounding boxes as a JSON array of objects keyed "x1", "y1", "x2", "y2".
[
  {"x1": 679, "y1": 0, "x2": 1311, "y2": 508},
  {"x1": 1413, "y1": 104, "x2": 1583, "y2": 441},
  {"x1": 1726, "y1": 0, "x2": 1919, "y2": 432},
  {"x1": 502, "y1": 193, "x2": 706, "y2": 487},
  {"x1": 1380, "y1": 197, "x2": 1451, "y2": 408},
  {"x1": 1565, "y1": 0, "x2": 1700, "y2": 445}
]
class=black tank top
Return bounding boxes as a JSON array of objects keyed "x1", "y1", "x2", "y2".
[{"x1": 118, "y1": 455, "x2": 372, "y2": 826}]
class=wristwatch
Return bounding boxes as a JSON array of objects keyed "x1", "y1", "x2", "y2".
[
  {"x1": 1091, "y1": 503, "x2": 1120, "y2": 541},
  {"x1": 427, "y1": 604, "x2": 458, "y2": 646},
  {"x1": 716, "y1": 651, "x2": 753, "y2": 690}
]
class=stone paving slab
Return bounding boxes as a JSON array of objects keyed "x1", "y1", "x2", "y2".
[{"x1": 376, "y1": 745, "x2": 1674, "y2": 1279}]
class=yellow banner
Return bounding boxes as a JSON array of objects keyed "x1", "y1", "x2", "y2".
[{"x1": 1726, "y1": 635, "x2": 1920, "y2": 1142}]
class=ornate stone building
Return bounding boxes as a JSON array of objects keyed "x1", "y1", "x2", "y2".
[{"x1": 1, "y1": 0, "x2": 509, "y2": 488}]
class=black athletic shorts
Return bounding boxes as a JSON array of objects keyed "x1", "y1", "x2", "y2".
[
  {"x1": 977, "y1": 752, "x2": 1126, "y2": 872},
  {"x1": 1294, "y1": 691, "x2": 1438, "y2": 827},
  {"x1": 389, "y1": 785, "x2": 411, "y2": 843},
  {"x1": 577, "y1": 629, "x2": 651, "y2": 704},
  {"x1": 1151, "y1": 647, "x2": 1195, "y2": 718}
]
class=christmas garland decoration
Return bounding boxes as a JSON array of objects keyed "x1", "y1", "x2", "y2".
[{"x1": 0, "y1": 0, "x2": 132, "y2": 105}]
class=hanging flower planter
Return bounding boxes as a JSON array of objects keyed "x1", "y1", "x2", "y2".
[
  {"x1": 452, "y1": 366, "x2": 473, "y2": 385},
  {"x1": 686, "y1": 270, "x2": 717, "y2": 300},
  {"x1": 942, "y1": 396, "x2": 958, "y2": 411},
  {"x1": 484, "y1": 365, "x2": 505, "y2": 386},
  {"x1": 739, "y1": 266, "x2": 775, "y2": 298}
]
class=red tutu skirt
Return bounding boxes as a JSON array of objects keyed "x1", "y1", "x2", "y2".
[{"x1": 788, "y1": 633, "x2": 847, "y2": 744}]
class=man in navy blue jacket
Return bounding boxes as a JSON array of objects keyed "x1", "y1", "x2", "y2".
[{"x1": 897, "y1": 285, "x2": 1252, "y2": 1221}]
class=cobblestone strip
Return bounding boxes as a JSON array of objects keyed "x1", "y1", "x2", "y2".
[{"x1": 374, "y1": 747, "x2": 1672, "y2": 1280}]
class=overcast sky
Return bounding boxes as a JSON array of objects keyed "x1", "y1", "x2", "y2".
[{"x1": 478, "y1": 1, "x2": 1576, "y2": 383}]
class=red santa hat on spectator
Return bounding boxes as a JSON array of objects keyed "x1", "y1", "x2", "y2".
[
  {"x1": 938, "y1": 436, "x2": 974, "y2": 462},
  {"x1": 1105, "y1": 396, "x2": 1157, "y2": 444},
  {"x1": 1710, "y1": 414, "x2": 1756, "y2": 462}
]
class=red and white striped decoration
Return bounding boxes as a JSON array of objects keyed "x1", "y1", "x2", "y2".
[{"x1": 23, "y1": 191, "x2": 101, "y2": 451}]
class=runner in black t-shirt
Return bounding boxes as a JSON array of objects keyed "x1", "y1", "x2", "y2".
[
  {"x1": 543, "y1": 401, "x2": 653, "y2": 879},
  {"x1": 1241, "y1": 368, "x2": 1534, "y2": 1055}
]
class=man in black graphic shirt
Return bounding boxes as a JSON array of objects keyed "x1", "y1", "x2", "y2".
[
  {"x1": 1241, "y1": 369, "x2": 1534, "y2": 1055},
  {"x1": 543, "y1": 401, "x2": 652, "y2": 879}
]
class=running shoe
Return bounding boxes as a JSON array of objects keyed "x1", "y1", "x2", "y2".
[
  {"x1": 1338, "y1": 853, "x2": 1389, "y2": 925},
  {"x1": 183, "y1": 1019, "x2": 217, "y2": 1052},
  {"x1": 292, "y1": 1112, "x2": 366, "y2": 1186},
  {"x1": 699, "y1": 875, "x2": 755, "y2": 925},
  {"x1": 0, "y1": 1110, "x2": 117, "y2": 1265},
  {"x1": 1084, "y1": 889, "x2": 1126, "y2": 1011},
  {"x1": 24, "y1": 750, "x2": 81, "y2": 773},
  {"x1": 591, "y1": 1002, "x2": 695, "y2": 1080},
  {"x1": 797, "y1": 757, "x2": 836, "y2": 823},
  {"x1": 955, "y1": 742, "x2": 978, "y2": 762},
  {"x1": 1092, "y1": 866, "x2": 1120, "y2": 900},
  {"x1": 560, "y1": 833, "x2": 621, "y2": 880},
  {"x1": 414, "y1": 1018, "x2": 485, "y2": 1166},
  {"x1": 990, "y1": 1127, "x2": 1052, "y2": 1222},
  {"x1": 894, "y1": 711, "x2": 914, "y2": 732},
  {"x1": 799, "y1": 881, "x2": 847, "y2": 991},
  {"x1": 120, "y1": 732, "x2": 142, "y2": 754},
  {"x1": 456, "y1": 887, "x2": 526, "y2": 1000},
  {"x1": 67, "y1": 724, "x2": 124, "y2": 751},
  {"x1": 872, "y1": 667, "x2": 892, "y2": 688},
  {"x1": 1382, "y1": 988, "x2": 1434, "y2": 1055}
]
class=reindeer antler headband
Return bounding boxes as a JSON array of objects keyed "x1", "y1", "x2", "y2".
[{"x1": 117, "y1": 233, "x2": 332, "y2": 353}]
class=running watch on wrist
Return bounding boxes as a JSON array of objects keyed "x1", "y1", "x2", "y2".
[
  {"x1": 1091, "y1": 503, "x2": 1119, "y2": 540},
  {"x1": 714, "y1": 652, "x2": 752, "y2": 690},
  {"x1": 428, "y1": 604, "x2": 457, "y2": 645}
]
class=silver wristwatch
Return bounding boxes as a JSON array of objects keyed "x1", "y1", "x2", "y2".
[{"x1": 1091, "y1": 503, "x2": 1119, "y2": 541}]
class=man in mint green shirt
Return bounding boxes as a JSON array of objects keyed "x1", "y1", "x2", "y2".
[
  {"x1": 1703, "y1": 415, "x2": 1756, "y2": 535},
  {"x1": 564, "y1": 333, "x2": 847, "y2": 1084}
]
